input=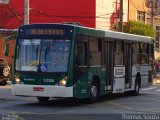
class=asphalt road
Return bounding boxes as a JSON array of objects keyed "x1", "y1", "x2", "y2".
[{"x1": 1, "y1": 84, "x2": 160, "y2": 120}]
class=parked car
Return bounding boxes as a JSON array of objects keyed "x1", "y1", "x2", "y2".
[{"x1": 0, "y1": 58, "x2": 10, "y2": 85}]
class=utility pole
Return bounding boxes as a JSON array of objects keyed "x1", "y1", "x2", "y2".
[
  {"x1": 115, "y1": 0, "x2": 118, "y2": 31},
  {"x1": 24, "y1": 0, "x2": 29, "y2": 24},
  {"x1": 119, "y1": 0, "x2": 123, "y2": 32},
  {"x1": 151, "y1": 0, "x2": 154, "y2": 26}
]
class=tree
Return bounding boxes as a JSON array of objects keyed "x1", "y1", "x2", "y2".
[{"x1": 123, "y1": 21, "x2": 155, "y2": 38}]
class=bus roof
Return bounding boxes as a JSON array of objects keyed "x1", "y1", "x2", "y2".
[
  {"x1": 75, "y1": 25, "x2": 153, "y2": 44},
  {"x1": 104, "y1": 30, "x2": 152, "y2": 43},
  {"x1": 19, "y1": 23, "x2": 153, "y2": 44}
]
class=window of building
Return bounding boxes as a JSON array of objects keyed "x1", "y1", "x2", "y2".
[
  {"x1": 137, "y1": 11, "x2": 145, "y2": 23},
  {"x1": 155, "y1": 26, "x2": 160, "y2": 51},
  {"x1": 155, "y1": 41, "x2": 159, "y2": 51}
]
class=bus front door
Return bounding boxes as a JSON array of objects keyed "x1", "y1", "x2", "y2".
[{"x1": 105, "y1": 42, "x2": 114, "y2": 91}]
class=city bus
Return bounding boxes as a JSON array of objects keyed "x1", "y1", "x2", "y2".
[{"x1": 6, "y1": 23, "x2": 154, "y2": 103}]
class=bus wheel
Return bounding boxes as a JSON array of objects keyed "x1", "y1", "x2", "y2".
[
  {"x1": 89, "y1": 81, "x2": 98, "y2": 103},
  {"x1": 3, "y1": 66, "x2": 10, "y2": 77},
  {"x1": 37, "y1": 97, "x2": 49, "y2": 103}
]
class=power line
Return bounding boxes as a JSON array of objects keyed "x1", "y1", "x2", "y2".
[
  {"x1": 5, "y1": 4, "x2": 23, "y2": 23},
  {"x1": 30, "y1": 8, "x2": 113, "y2": 19}
]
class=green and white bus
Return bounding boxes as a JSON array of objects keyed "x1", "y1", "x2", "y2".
[{"x1": 8, "y1": 23, "x2": 154, "y2": 102}]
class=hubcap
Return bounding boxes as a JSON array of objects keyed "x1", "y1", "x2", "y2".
[
  {"x1": 3, "y1": 67, "x2": 10, "y2": 77},
  {"x1": 91, "y1": 85, "x2": 97, "y2": 97},
  {"x1": 136, "y1": 84, "x2": 139, "y2": 92}
]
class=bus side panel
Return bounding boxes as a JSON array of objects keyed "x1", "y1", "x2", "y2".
[
  {"x1": 140, "y1": 65, "x2": 152, "y2": 87},
  {"x1": 73, "y1": 67, "x2": 91, "y2": 99},
  {"x1": 132, "y1": 65, "x2": 152, "y2": 88},
  {"x1": 113, "y1": 67, "x2": 125, "y2": 93},
  {"x1": 73, "y1": 67, "x2": 105, "y2": 99}
]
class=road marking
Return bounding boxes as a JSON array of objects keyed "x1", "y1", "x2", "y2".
[
  {"x1": 141, "y1": 86, "x2": 157, "y2": 91},
  {"x1": 155, "y1": 89, "x2": 160, "y2": 91},
  {"x1": 107, "y1": 101, "x2": 133, "y2": 110},
  {"x1": 140, "y1": 96, "x2": 160, "y2": 103},
  {"x1": 107, "y1": 100, "x2": 160, "y2": 113}
]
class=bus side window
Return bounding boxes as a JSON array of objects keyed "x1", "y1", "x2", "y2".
[
  {"x1": 89, "y1": 37, "x2": 102, "y2": 65},
  {"x1": 132, "y1": 43, "x2": 140, "y2": 65},
  {"x1": 114, "y1": 41, "x2": 124, "y2": 65},
  {"x1": 75, "y1": 42, "x2": 87, "y2": 65},
  {"x1": 140, "y1": 43, "x2": 148, "y2": 64}
]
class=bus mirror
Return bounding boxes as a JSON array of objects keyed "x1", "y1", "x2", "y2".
[{"x1": 4, "y1": 42, "x2": 9, "y2": 56}]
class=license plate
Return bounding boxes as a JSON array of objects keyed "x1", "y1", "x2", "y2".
[{"x1": 33, "y1": 87, "x2": 44, "y2": 91}]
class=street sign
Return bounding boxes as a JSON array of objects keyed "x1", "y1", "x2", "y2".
[{"x1": 0, "y1": 0, "x2": 10, "y2": 4}]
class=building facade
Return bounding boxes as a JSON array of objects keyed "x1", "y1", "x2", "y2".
[
  {"x1": 96, "y1": 0, "x2": 128, "y2": 30},
  {"x1": 0, "y1": 0, "x2": 129, "y2": 64},
  {"x1": 0, "y1": 0, "x2": 128, "y2": 30},
  {"x1": 146, "y1": 0, "x2": 160, "y2": 52},
  {"x1": 128, "y1": 0, "x2": 148, "y2": 23}
]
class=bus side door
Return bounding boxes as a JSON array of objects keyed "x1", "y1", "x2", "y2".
[
  {"x1": 104, "y1": 41, "x2": 114, "y2": 91},
  {"x1": 124, "y1": 43, "x2": 132, "y2": 88}
]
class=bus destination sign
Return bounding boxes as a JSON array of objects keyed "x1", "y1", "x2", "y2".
[
  {"x1": 30, "y1": 29, "x2": 64, "y2": 35},
  {"x1": 20, "y1": 28, "x2": 66, "y2": 36}
]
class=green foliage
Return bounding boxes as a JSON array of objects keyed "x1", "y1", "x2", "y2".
[{"x1": 123, "y1": 21, "x2": 155, "y2": 37}]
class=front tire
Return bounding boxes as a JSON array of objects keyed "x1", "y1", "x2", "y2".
[
  {"x1": 3, "y1": 66, "x2": 10, "y2": 77},
  {"x1": 89, "y1": 81, "x2": 99, "y2": 103},
  {"x1": 37, "y1": 97, "x2": 49, "y2": 103}
]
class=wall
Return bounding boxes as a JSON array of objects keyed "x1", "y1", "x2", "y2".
[
  {"x1": 0, "y1": 34, "x2": 16, "y2": 65},
  {"x1": 0, "y1": 0, "x2": 96, "y2": 29},
  {"x1": 0, "y1": 0, "x2": 129, "y2": 31},
  {"x1": 96, "y1": 0, "x2": 128, "y2": 30},
  {"x1": 128, "y1": 0, "x2": 147, "y2": 22}
]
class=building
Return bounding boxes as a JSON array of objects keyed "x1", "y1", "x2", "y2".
[
  {"x1": 0, "y1": 0, "x2": 128, "y2": 30},
  {"x1": 146, "y1": 0, "x2": 160, "y2": 52},
  {"x1": 128, "y1": 0, "x2": 148, "y2": 23},
  {"x1": 0, "y1": 29, "x2": 16, "y2": 65},
  {"x1": 0, "y1": 0, "x2": 129, "y2": 64}
]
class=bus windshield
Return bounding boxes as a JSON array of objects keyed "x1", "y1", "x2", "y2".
[{"x1": 16, "y1": 39, "x2": 71, "y2": 72}]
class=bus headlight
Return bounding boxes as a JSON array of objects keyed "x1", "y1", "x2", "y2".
[
  {"x1": 58, "y1": 77, "x2": 67, "y2": 86},
  {"x1": 15, "y1": 78, "x2": 21, "y2": 84}
]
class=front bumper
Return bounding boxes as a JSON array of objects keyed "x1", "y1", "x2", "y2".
[{"x1": 11, "y1": 84, "x2": 73, "y2": 97}]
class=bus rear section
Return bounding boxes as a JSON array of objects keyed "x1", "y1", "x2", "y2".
[{"x1": 11, "y1": 24, "x2": 75, "y2": 102}]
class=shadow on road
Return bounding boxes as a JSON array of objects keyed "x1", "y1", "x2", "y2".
[{"x1": 14, "y1": 93, "x2": 147, "y2": 108}]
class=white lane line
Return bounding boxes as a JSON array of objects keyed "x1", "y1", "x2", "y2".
[
  {"x1": 155, "y1": 89, "x2": 160, "y2": 91},
  {"x1": 141, "y1": 87, "x2": 157, "y2": 91}
]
